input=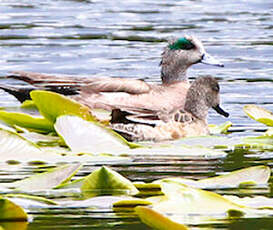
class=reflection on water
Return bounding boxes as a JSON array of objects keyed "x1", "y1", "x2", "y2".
[{"x1": 0, "y1": 0, "x2": 273, "y2": 229}]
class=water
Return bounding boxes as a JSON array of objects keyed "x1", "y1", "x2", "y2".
[{"x1": 0, "y1": 0, "x2": 273, "y2": 229}]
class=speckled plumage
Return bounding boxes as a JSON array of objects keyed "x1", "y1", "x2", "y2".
[{"x1": 111, "y1": 76, "x2": 229, "y2": 142}]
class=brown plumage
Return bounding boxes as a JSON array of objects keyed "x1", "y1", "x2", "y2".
[{"x1": 111, "y1": 76, "x2": 229, "y2": 142}]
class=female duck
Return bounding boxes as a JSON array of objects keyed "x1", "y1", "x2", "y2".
[{"x1": 110, "y1": 76, "x2": 229, "y2": 142}]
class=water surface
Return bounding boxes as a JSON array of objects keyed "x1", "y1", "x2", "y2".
[{"x1": 0, "y1": 0, "x2": 273, "y2": 229}]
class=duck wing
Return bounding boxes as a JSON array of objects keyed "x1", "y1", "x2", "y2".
[{"x1": 8, "y1": 71, "x2": 151, "y2": 94}]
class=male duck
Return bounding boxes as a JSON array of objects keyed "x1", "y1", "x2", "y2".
[
  {"x1": 0, "y1": 35, "x2": 223, "y2": 115},
  {"x1": 110, "y1": 76, "x2": 229, "y2": 142}
]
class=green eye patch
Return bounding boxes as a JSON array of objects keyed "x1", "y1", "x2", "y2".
[{"x1": 169, "y1": 37, "x2": 195, "y2": 50}]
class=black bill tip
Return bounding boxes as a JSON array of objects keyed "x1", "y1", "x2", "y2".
[{"x1": 213, "y1": 105, "x2": 229, "y2": 118}]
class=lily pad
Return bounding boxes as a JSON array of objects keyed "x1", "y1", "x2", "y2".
[
  {"x1": 0, "y1": 110, "x2": 54, "y2": 133},
  {"x1": 158, "y1": 165, "x2": 270, "y2": 189},
  {"x1": 244, "y1": 105, "x2": 273, "y2": 126},
  {"x1": 208, "y1": 121, "x2": 232, "y2": 134},
  {"x1": 113, "y1": 198, "x2": 152, "y2": 212},
  {"x1": 20, "y1": 99, "x2": 37, "y2": 109},
  {"x1": 0, "y1": 129, "x2": 42, "y2": 162},
  {"x1": 135, "y1": 206, "x2": 189, "y2": 230},
  {"x1": 81, "y1": 166, "x2": 139, "y2": 198},
  {"x1": 11, "y1": 163, "x2": 82, "y2": 191},
  {"x1": 151, "y1": 182, "x2": 247, "y2": 215},
  {"x1": 0, "y1": 196, "x2": 27, "y2": 221},
  {"x1": 54, "y1": 115, "x2": 140, "y2": 154},
  {"x1": 30, "y1": 90, "x2": 94, "y2": 123}
]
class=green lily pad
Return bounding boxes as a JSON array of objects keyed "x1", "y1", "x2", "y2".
[
  {"x1": 11, "y1": 163, "x2": 82, "y2": 191},
  {"x1": 0, "y1": 196, "x2": 27, "y2": 221},
  {"x1": 81, "y1": 166, "x2": 138, "y2": 198},
  {"x1": 113, "y1": 198, "x2": 152, "y2": 212},
  {"x1": 156, "y1": 166, "x2": 270, "y2": 190},
  {"x1": 0, "y1": 129, "x2": 43, "y2": 163},
  {"x1": 5, "y1": 194, "x2": 57, "y2": 205},
  {"x1": 20, "y1": 99, "x2": 37, "y2": 109},
  {"x1": 244, "y1": 105, "x2": 273, "y2": 126},
  {"x1": 208, "y1": 121, "x2": 232, "y2": 134},
  {"x1": 153, "y1": 182, "x2": 247, "y2": 213},
  {"x1": 0, "y1": 110, "x2": 54, "y2": 133},
  {"x1": 199, "y1": 165, "x2": 270, "y2": 187},
  {"x1": 54, "y1": 115, "x2": 140, "y2": 154},
  {"x1": 30, "y1": 90, "x2": 94, "y2": 123},
  {"x1": 135, "y1": 206, "x2": 189, "y2": 230}
]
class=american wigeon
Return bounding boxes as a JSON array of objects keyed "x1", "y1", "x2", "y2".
[
  {"x1": 110, "y1": 76, "x2": 229, "y2": 142},
  {"x1": 0, "y1": 35, "x2": 223, "y2": 115}
]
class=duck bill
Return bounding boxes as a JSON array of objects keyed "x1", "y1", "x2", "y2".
[
  {"x1": 213, "y1": 105, "x2": 229, "y2": 117},
  {"x1": 201, "y1": 52, "x2": 224, "y2": 67}
]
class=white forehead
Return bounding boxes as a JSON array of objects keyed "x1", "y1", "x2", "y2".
[{"x1": 184, "y1": 34, "x2": 205, "y2": 53}]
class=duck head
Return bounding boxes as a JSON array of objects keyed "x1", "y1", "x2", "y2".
[
  {"x1": 184, "y1": 76, "x2": 229, "y2": 120},
  {"x1": 161, "y1": 35, "x2": 224, "y2": 84}
]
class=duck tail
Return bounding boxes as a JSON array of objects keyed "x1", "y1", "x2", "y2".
[
  {"x1": 0, "y1": 84, "x2": 79, "y2": 103},
  {"x1": 0, "y1": 84, "x2": 34, "y2": 102}
]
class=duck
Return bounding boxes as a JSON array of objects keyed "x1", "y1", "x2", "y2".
[
  {"x1": 110, "y1": 76, "x2": 229, "y2": 142},
  {"x1": 0, "y1": 35, "x2": 223, "y2": 115}
]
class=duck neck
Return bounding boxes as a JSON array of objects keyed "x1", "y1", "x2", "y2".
[{"x1": 161, "y1": 65, "x2": 188, "y2": 84}]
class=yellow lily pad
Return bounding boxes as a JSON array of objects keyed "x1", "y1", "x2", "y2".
[
  {"x1": 135, "y1": 206, "x2": 189, "y2": 230},
  {"x1": 0, "y1": 196, "x2": 27, "y2": 221},
  {"x1": 244, "y1": 105, "x2": 273, "y2": 126},
  {"x1": 81, "y1": 166, "x2": 138, "y2": 198},
  {"x1": 113, "y1": 199, "x2": 152, "y2": 212}
]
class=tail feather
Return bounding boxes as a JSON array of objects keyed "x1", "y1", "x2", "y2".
[
  {"x1": 0, "y1": 85, "x2": 34, "y2": 102},
  {"x1": 0, "y1": 84, "x2": 79, "y2": 103}
]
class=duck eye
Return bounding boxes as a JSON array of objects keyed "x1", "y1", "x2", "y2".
[
  {"x1": 212, "y1": 84, "x2": 219, "y2": 92},
  {"x1": 169, "y1": 38, "x2": 195, "y2": 50}
]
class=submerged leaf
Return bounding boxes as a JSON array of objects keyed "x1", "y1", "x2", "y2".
[
  {"x1": 54, "y1": 115, "x2": 138, "y2": 154},
  {"x1": 0, "y1": 110, "x2": 54, "y2": 133},
  {"x1": 244, "y1": 105, "x2": 273, "y2": 126},
  {"x1": 30, "y1": 90, "x2": 94, "y2": 123},
  {"x1": 0, "y1": 196, "x2": 27, "y2": 221},
  {"x1": 81, "y1": 166, "x2": 138, "y2": 198},
  {"x1": 11, "y1": 164, "x2": 82, "y2": 191}
]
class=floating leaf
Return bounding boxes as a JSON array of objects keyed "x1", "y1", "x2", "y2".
[
  {"x1": 0, "y1": 129, "x2": 42, "y2": 162},
  {"x1": 55, "y1": 115, "x2": 139, "y2": 154},
  {"x1": 30, "y1": 90, "x2": 94, "y2": 123},
  {"x1": 146, "y1": 182, "x2": 249, "y2": 225},
  {"x1": 244, "y1": 105, "x2": 273, "y2": 126},
  {"x1": 198, "y1": 165, "x2": 270, "y2": 188},
  {"x1": 0, "y1": 196, "x2": 27, "y2": 221},
  {"x1": 81, "y1": 166, "x2": 138, "y2": 198},
  {"x1": 5, "y1": 194, "x2": 57, "y2": 205},
  {"x1": 135, "y1": 206, "x2": 189, "y2": 230},
  {"x1": 113, "y1": 198, "x2": 152, "y2": 212},
  {"x1": 158, "y1": 166, "x2": 270, "y2": 189},
  {"x1": 0, "y1": 110, "x2": 54, "y2": 133},
  {"x1": 20, "y1": 99, "x2": 37, "y2": 109},
  {"x1": 208, "y1": 121, "x2": 232, "y2": 134},
  {"x1": 11, "y1": 164, "x2": 82, "y2": 191}
]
